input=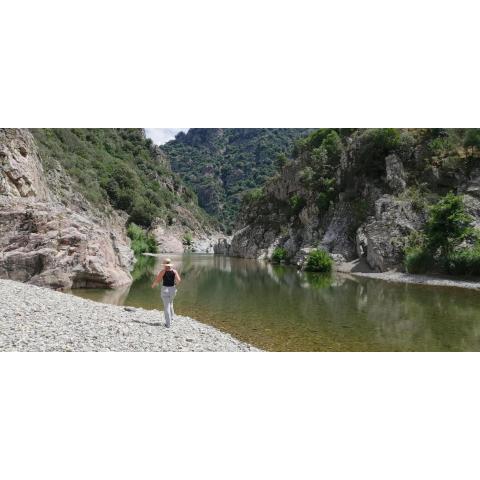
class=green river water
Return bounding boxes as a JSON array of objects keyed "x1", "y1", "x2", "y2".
[{"x1": 71, "y1": 253, "x2": 480, "y2": 351}]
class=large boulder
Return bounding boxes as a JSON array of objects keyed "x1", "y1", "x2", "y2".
[
  {"x1": 0, "y1": 198, "x2": 133, "y2": 289},
  {"x1": 214, "y1": 237, "x2": 231, "y2": 255}
]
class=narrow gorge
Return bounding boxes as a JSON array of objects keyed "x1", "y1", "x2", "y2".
[{"x1": 3, "y1": 128, "x2": 480, "y2": 291}]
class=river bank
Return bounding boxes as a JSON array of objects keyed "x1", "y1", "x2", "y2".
[
  {"x1": 334, "y1": 258, "x2": 480, "y2": 290},
  {"x1": 0, "y1": 279, "x2": 260, "y2": 352}
]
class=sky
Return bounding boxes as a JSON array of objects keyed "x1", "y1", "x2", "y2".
[{"x1": 144, "y1": 128, "x2": 189, "y2": 145}]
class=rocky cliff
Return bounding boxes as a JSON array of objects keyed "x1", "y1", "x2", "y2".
[
  {"x1": 0, "y1": 129, "x2": 135, "y2": 289},
  {"x1": 225, "y1": 128, "x2": 480, "y2": 272},
  {"x1": 0, "y1": 129, "x2": 220, "y2": 289}
]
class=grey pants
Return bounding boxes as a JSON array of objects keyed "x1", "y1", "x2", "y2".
[{"x1": 161, "y1": 286, "x2": 177, "y2": 327}]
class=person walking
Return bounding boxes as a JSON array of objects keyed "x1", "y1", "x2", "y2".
[{"x1": 151, "y1": 258, "x2": 181, "y2": 328}]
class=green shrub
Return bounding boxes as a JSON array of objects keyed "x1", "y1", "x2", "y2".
[
  {"x1": 290, "y1": 194, "x2": 306, "y2": 214},
  {"x1": 242, "y1": 187, "x2": 264, "y2": 204},
  {"x1": 128, "y1": 197, "x2": 160, "y2": 227},
  {"x1": 321, "y1": 130, "x2": 343, "y2": 165},
  {"x1": 428, "y1": 137, "x2": 454, "y2": 157},
  {"x1": 127, "y1": 223, "x2": 157, "y2": 257},
  {"x1": 357, "y1": 128, "x2": 401, "y2": 173},
  {"x1": 464, "y1": 129, "x2": 480, "y2": 157},
  {"x1": 305, "y1": 249, "x2": 333, "y2": 272},
  {"x1": 404, "y1": 247, "x2": 434, "y2": 274},
  {"x1": 276, "y1": 153, "x2": 288, "y2": 169},
  {"x1": 183, "y1": 232, "x2": 193, "y2": 246},
  {"x1": 464, "y1": 129, "x2": 480, "y2": 149},
  {"x1": 425, "y1": 192, "x2": 474, "y2": 256},
  {"x1": 444, "y1": 246, "x2": 480, "y2": 276},
  {"x1": 272, "y1": 247, "x2": 288, "y2": 263}
]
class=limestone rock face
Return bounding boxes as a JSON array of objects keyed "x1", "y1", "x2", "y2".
[
  {"x1": 0, "y1": 129, "x2": 51, "y2": 200},
  {"x1": 0, "y1": 129, "x2": 134, "y2": 289},
  {"x1": 385, "y1": 154, "x2": 406, "y2": 193},
  {"x1": 150, "y1": 205, "x2": 219, "y2": 254},
  {"x1": 230, "y1": 226, "x2": 275, "y2": 259},
  {"x1": 359, "y1": 195, "x2": 426, "y2": 272}
]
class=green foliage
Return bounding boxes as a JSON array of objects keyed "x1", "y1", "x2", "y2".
[
  {"x1": 276, "y1": 153, "x2": 288, "y2": 169},
  {"x1": 464, "y1": 129, "x2": 480, "y2": 157},
  {"x1": 316, "y1": 178, "x2": 336, "y2": 213},
  {"x1": 129, "y1": 197, "x2": 160, "y2": 227},
  {"x1": 272, "y1": 247, "x2": 288, "y2": 263},
  {"x1": 304, "y1": 249, "x2": 333, "y2": 272},
  {"x1": 242, "y1": 187, "x2": 264, "y2": 203},
  {"x1": 182, "y1": 232, "x2": 193, "y2": 246},
  {"x1": 444, "y1": 244, "x2": 480, "y2": 276},
  {"x1": 293, "y1": 129, "x2": 333, "y2": 156},
  {"x1": 127, "y1": 223, "x2": 157, "y2": 257},
  {"x1": 404, "y1": 194, "x2": 479, "y2": 275},
  {"x1": 289, "y1": 194, "x2": 306, "y2": 214},
  {"x1": 404, "y1": 247, "x2": 434, "y2": 274},
  {"x1": 321, "y1": 131, "x2": 343, "y2": 164},
  {"x1": 428, "y1": 136, "x2": 454, "y2": 157},
  {"x1": 425, "y1": 192, "x2": 474, "y2": 256},
  {"x1": 30, "y1": 128, "x2": 213, "y2": 230},
  {"x1": 357, "y1": 128, "x2": 401, "y2": 172}
]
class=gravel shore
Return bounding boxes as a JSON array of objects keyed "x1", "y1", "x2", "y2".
[
  {"x1": 0, "y1": 279, "x2": 260, "y2": 352},
  {"x1": 335, "y1": 258, "x2": 480, "y2": 290},
  {"x1": 350, "y1": 271, "x2": 480, "y2": 290}
]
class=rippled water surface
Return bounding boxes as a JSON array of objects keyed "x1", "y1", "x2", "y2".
[{"x1": 70, "y1": 253, "x2": 480, "y2": 351}]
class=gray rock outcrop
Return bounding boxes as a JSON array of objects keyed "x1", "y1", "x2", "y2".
[
  {"x1": 0, "y1": 129, "x2": 134, "y2": 289},
  {"x1": 358, "y1": 195, "x2": 426, "y2": 272}
]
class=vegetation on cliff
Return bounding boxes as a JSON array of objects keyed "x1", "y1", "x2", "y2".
[
  {"x1": 127, "y1": 223, "x2": 157, "y2": 257},
  {"x1": 405, "y1": 193, "x2": 480, "y2": 275},
  {"x1": 161, "y1": 128, "x2": 312, "y2": 231},
  {"x1": 304, "y1": 249, "x2": 333, "y2": 273},
  {"x1": 234, "y1": 128, "x2": 480, "y2": 274},
  {"x1": 30, "y1": 128, "x2": 215, "y2": 230}
]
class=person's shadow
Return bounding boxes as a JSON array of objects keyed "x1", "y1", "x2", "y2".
[{"x1": 131, "y1": 319, "x2": 163, "y2": 327}]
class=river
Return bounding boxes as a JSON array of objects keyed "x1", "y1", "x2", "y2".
[{"x1": 70, "y1": 253, "x2": 480, "y2": 351}]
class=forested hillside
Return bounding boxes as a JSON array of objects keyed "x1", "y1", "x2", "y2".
[
  {"x1": 161, "y1": 128, "x2": 311, "y2": 231},
  {"x1": 30, "y1": 128, "x2": 215, "y2": 230}
]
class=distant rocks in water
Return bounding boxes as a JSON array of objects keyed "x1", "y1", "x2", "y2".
[
  {"x1": 0, "y1": 129, "x2": 134, "y2": 289},
  {"x1": 213, "y1": 237, "x2": 232, "y2": 256}
]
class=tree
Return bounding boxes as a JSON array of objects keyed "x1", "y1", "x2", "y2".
[
  {"x1": 464, "y1": 129, "x2": 480, "y2": 158},
  {"x1": 276, "y1": 153, "x2": 288, "y2": 169},
  {"x1": 425, "y1": 193, "x2": 474, "y2": 256}
]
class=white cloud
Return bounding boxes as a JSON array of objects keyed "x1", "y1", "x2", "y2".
[{"x1": 144, "y1": 128, "x2": 189, "y2": 145}]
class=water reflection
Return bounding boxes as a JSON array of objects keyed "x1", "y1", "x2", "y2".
[{"x1": 71, "y1": 254, "x2": 480, "y2": 351}]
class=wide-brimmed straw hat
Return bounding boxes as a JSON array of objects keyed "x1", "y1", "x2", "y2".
[{"x1": 163, "y1": 258, "x2": 173, "y2": 266}]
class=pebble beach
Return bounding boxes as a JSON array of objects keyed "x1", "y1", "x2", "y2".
[{"x1": 0, "y1": 279, "x2": 260, "y2": 352}]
